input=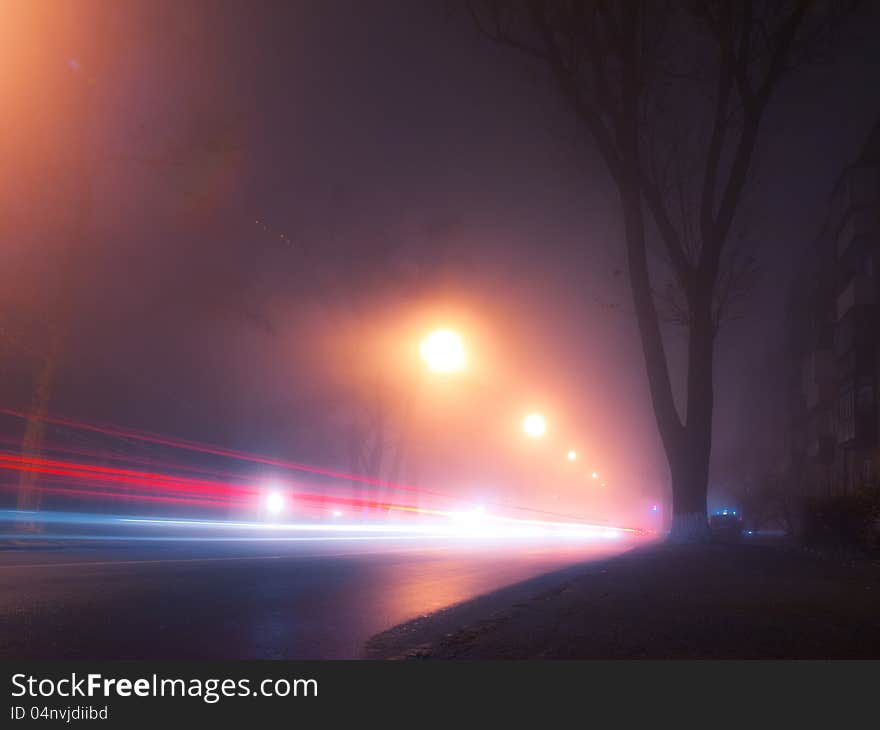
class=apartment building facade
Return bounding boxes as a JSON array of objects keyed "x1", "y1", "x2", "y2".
[{"x1": 787, "y1": 122, "x2": 880, "y2": 496}]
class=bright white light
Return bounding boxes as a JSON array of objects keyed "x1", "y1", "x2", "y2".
[
  {"x1": 332, "y1": 510, "x2": 342, "y2": 518},
  {"x1": 591, "y1": 471, "x2": 599, "y2": 480},
  {"x1": 108, "y1": 510, "x2": 641, "y2": 543},
  {"x1": 456, "y1": 505, "x2": 486, "y2": 522},
  {"x1": 420, "y1": 329, "x2": 466, "y2": 373},
  {"x1": 523, "y1": 413, "x2": 546, "y2": 438},
  {"x1": 567, "y1": 450, "x2": 577, "y2": 461},
  {"x1": 449, "y1": 505, "x2": 490, "y2": 533},
  {"x1": 265, "y1": 491, "x2": 285, "y2": 515}
]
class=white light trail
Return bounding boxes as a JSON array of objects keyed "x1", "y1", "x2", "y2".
[{"x1": 0, "y1": 509, "x2": 641, "y2": 543}]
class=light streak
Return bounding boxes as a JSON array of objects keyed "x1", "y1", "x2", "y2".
[
  {"x1": 0, "y1": 509, "x2": 642, "y2": 543},
  {"x1": 0, "y1": 408, "x2": 441, "y2": 496},
  {"x1": 10, "y1": 486, "x2": 246, "y2": 508},
  {"x1": 0, "y1": 408, "x2": 630, "y2": 527}
]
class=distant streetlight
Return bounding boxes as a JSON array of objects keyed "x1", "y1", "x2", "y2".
[
  {"x1": 567, "y1": 450, "x2": 577, "y2": 461},
  {"x1": 591, "y1": 471, "x2": 599, "y2": 480},
  {"x1": 265, "y1": 491, "x2": 285, "y2": 515},
  {"x1": 523, "y1": 413, "x2": 547, "y2": 438},
  {"x1": 419, "y1": 329, "x2": 466, "y2": 373}
]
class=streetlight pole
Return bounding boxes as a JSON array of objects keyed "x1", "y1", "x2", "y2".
[{"x1": 384, "y1": 329, "x2": 467, "y2": 512}]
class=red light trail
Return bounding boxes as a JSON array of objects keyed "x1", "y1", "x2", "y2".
[
  {"x1": 0, "y1": 452, "x2": 434, "y2": 516},
  {"x1": 0, "y1": 408, "x2": 438, "y2": 496},
  {"x1": 0, "y1": 407, "x2": 627, "y2": 527}
]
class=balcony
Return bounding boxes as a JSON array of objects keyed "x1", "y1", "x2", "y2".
[
  {"x1": 833, "y1": 293, "x2": 877, "y2": 375},
  {"x1": 836, "y1": 275, "x2": 875, "y2": 320},
  {"x1": 806, "y1": 405, "x2": 835, "y2": 463},
  {"x1": 808, "y1": 434, "x2": 835, "y2": 464},
  {"x1": 834, "y1": 164, "x2": 879, "y2": 255},
  {"x1": 834, "y1": 346, "x2": 875, "y2": 382},
  {"x1": 836, "y1": 377, "x2": 877, "y2": 448},
  {"x1": 846, "y1": 165, "x2": 879, "y2": 208},
  {"x1": 801, "y1": 349, "x2": 834, "y2": 409}
]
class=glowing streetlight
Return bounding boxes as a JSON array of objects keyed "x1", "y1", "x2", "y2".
[
  {"x1": 454, "y1": 504, "x2": 487, "y2": 529},
  {"x1": 420, "y1": 329, "x2": 466, "y2": 373},
  {"x1": 523, "y1": 413, "x2": 546, "y2": 438},
  {"x1": 567, "y1": 450, "x2": 577, "y2": 461},
  {"x1": 265, "y1": 491, "x2": 285, "y2": 515},
  {"x1": 591, "y1": 471, "x2": 599, "y2": 480}
]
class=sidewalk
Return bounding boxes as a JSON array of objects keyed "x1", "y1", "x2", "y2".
[{"x1": 364, "y1": 542, "x2": 880, "y2": 659}]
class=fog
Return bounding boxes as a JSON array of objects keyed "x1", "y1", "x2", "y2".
[{"x1": 2, "y1": 0, "x2": 879, "y2": 528}]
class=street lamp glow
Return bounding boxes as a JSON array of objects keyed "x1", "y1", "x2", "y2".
[
  {"x1": 523, "y1": 413, "x2": 546, "y2": 438},
  {"x1": 453, "y1": 505, "x2": 487, "y2": 530},
  {"x1": 567, "y1": 450, "x2": 577, "y2": 461},
  {"x1": 591, "y1": 471, "x2": 599, "y2": 480},
  {"x1": 419, "y1": 329, "x2": 466, "y2": 373},
  {"x1": 265, "y1": 491, "x2": 285, "y2": 515}
]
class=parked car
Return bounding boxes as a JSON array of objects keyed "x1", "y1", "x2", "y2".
[{"x1": 709, "y1": 511, "x2": 744, "y2": 543}]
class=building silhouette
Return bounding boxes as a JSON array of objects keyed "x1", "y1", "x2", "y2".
[{"x1": 787, "y1": 121, "x2": 880, "y2": 496}]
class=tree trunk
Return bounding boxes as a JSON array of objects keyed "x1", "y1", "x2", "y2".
[
  {"x1": 668, "y1": 442, "x2": 712, "y2": 542},
  {"x1": 15, "y1": 335, "x2": 61, "y2": 532},
  {"x1": 619, "y1": 154, "x2": 716, "y2": 542},
  {"x1": 15, "y1": 71, "x2": 93, "y2": 530},
  {"x1": 385, "y1": 375, "x2": 420, "y2": 513},
  {"x1": 668, "y1": 301, "x2": 715, "y2": 542},
  {"x1": 348, "y1": 424, "x2": 366, "y2": 518},
  {"x1": 617, "y1": 163, "x2": 712, "y2": 541}
]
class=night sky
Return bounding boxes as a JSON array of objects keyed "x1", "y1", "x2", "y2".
[{"x1": 2, "y1": 0, "x2": 880, "y2": 519}]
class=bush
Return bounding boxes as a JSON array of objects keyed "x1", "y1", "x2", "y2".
[{"x1": 802, "y1": 490, "x2": 880, "y2": 554}]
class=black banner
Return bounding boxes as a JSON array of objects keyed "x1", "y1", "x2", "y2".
[{"x1": 1, "y1": 661, "x2": 874, "y2": 726}]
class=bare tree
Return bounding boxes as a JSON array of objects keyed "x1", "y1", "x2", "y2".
[
  {"x1": 5, "y1": 50, "x2": 245, "y2": 525},
  {"x1": 9, "y1": 56, "x2": 97, "y2": 525},
  {"x1": 328, "y1": 223, "x2": 451, "y2": 511},
  {"x1": 253, "y1": 201, "x2": 453, "y2": 513},
  {"x1": 466, "y1": 0, "x2": 855, "y2": 539}
]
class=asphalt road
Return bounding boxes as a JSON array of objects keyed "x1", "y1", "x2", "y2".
[
  {"x1": 0, "y1": 537, "x2": 631, "y2": 659},
  {"x1": 367, "y1": 542, "x2": 880, "y2": 659}
]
